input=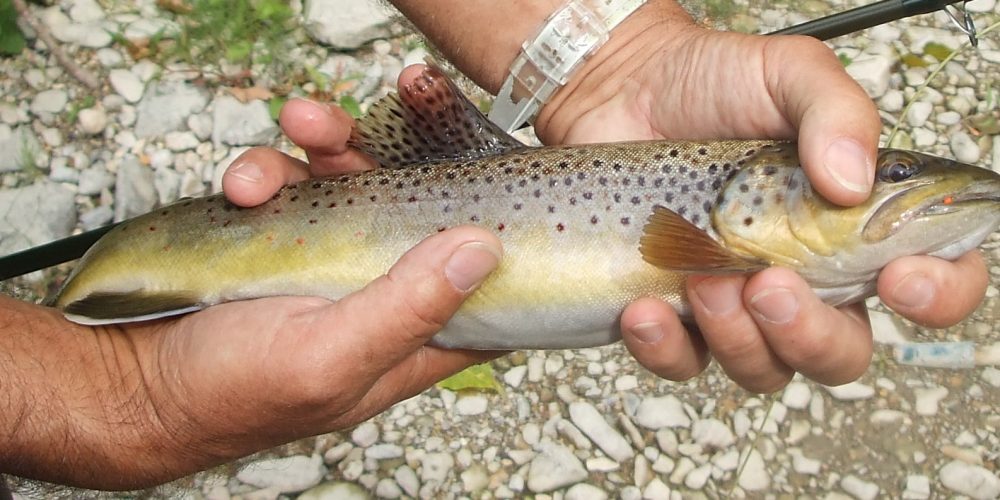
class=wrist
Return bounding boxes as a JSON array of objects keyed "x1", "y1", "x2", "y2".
[{"x1": 531, "y1": 0, "x2": 701, "y2": 144}]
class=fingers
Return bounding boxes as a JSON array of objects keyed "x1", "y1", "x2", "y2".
[
  {"x1": 307, "y1": 226, "x2": 503, "y2": 380},
  {"x1": 278, "y1": 99, "x2": 378, "y2": 176},
  {"x1": 687, "y1": 268, "x2": 873, "y2": 392},
  {"x1": 620, "y1": 297, "x2": 711, "y2": 382},
  {"x1": 878, "y1": 251, "x2": 988, "y2": 328},
  {"x1": 222, "y1": 147, "x2": 311, "y2": 207},
  {"x1": 762, "y1": 36, "x2": 881, "y2": 206}
]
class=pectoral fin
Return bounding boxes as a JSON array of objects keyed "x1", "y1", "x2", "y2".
[
  {"x1": 61, "y1": 291, "x2": 203, "y2": 325},
  {"x1": 640, "y1": 205, "x2": 769, "y2": 274}
]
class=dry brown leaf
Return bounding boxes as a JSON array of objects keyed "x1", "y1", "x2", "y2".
[
  {"x1": 224, "y1": 86, "x2": 275, "y2": 103},
  {"x1": 156, "y1": 0, "x2": 193, "y2": 14}
]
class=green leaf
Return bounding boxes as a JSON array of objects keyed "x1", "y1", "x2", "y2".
[
  {"x1": 225, "y1": 40, "x2": 253, "y2": 63},
  {"x1": 437, "y1": 363, "x2": 502, "y2": 393},
  {"x1": 923, "y1": 42, "x2": 953, "y2": 62},
  {"x1": 268, "y1": 96, "x2": 287, "y2": 121},
  {"x1": 837, "y1": 53, "x2": 852, "y2": 67},
  {"x1": 0, "y1": 0, "x2": 26, "y2": 56},
  {"x1": 900, "y1": 53, "x2": 929, "y2": 68},
  {"x1": 304, "y1": 65, "x2": 329, "y2": 92},
  {"x1": 338, "y1": 95, "x2": 362, "y2": 119}
]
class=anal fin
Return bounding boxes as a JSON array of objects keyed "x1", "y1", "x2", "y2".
[
  {"x1": 61, "y1": 291, "x2": 203, "y2": 325},
  {"x1": 640, "y1": 205, "x2": 769, "y2": 274}
]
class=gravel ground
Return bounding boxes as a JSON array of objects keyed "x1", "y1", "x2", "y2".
[{"x1": 2, "y1": 0, "x2": 1000, "y2": 498}]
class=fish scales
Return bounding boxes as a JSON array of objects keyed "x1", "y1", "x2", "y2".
[
  {"x1": 54, "y1": 65, "x2": 1000, "y2": 349},
  {"x1": 56, "y1": 140, "x2": 768, "y2": 349}
]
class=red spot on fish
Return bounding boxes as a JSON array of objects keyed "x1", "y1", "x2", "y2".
[
  {"x1": 148, "y1": 226, "x2": 156, "y2": 231},
  {"x1": 497, "y1": 223, "x2": 505, "y2": 231},
  {"x1": 162, "y1": 244, "x2": 170, "y2": 251},
  {"x1": 556, "y1": 223, "x2": 565, "y2": 232},
  {"x1": 308, "y1": 219, "x2": 317, "y2": 224},
  {"x1": 943, "y1": 196, "x2": 954, "y2": 205},
  {"x1": 222, "y1": 220, "x2": 231, "y2": 227},
  {"x1": 296, "y1": 237, "x2": 305, "y2": 245},
  {"x1": 266, "y1": 234, "x2": 274, "y2": 242},
  {"x1": 273, "y1": 209, "x2": 282, "y2": 214}
]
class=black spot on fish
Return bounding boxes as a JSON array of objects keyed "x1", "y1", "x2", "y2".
[
  {"x1": 654, "y1": 153, "x2": 665, "y2": 160},
  {"x1": 407, "y1": 196, "x2": 417, "y2": 203},
  {"x1": 621, "y1": 217, "x2": 630, "y2": 225},
  {"x1": 679, "y1": 166, "x2": 688, "y2": 175},
  {"x1": 148, "y1": 226, "x2": 156, "y2": 231},
  {"x1": 745, "y1": 149, "x2": 756, "y2": 156},
  {"x1": 622, "y1": 178, "x2": 631, "y2": 186},
  {"x1": 704, "y1": 201, "x2": 713, "y2": 213},
  {"x1": 593, "y1": 159, "x2": 604, "y2": 167},
  {"x1": 698, "y1": 147, "x2": 707, "y2": 155},
  {"x1": 689, "y1": 171, "x2": 698, "y2": 180},
  {"x1": 678, "y1": 206, "x2": 687, "y2": 216},
  {"x1": 788, "y1": 177, "x2": 799, "y2": 190},
  {"x1": 505, "y1": 184, "x2": 514, "y2": 193},
  {"x1": 739, "y1": 184, "x2": 749, "y2": 193},
  {"x1": 420, "y1": 166, "x2": 431, "y2": 174},
  {"x1": 548, "y1": 205, "x2": 555, "y2": 213},
  {"x1": 599, "y1": 177, "x2": 608, "y2": 186},
  {"x1": 564, "y1": 177, "x2": 573, "y2": 186},
  {"x1": 549, "y1": 178, "x2": 558, "y2": 187},
  {"x1": 533, "y1": 189, "x2": 541, "y2": 198},
  {"x1": 395, "y1": 182, "x2": 404, "y2": 189},
  {"x1": 370, "y1": 195, "x2": 377, "y2": 202},
  {"x1": 470, "y1": 215, "x2": 480, "y2": 222},
  {"x1": 764, "y1": 166, "x2": 778, "y2": 176},
  {"x1": 514, "y1": 203, "x2": 523, "y2": 210},
  {"x1": 612, "y1": 163, "x2": 623, "y2": 172},
  {"x1": 556, "y1": 223, "x2": 565, "y2": 232},
  {"x1": 577, "y1": 172, "x2": 586, "y2": 180},
  {"x1": 708, "y1": 164, "x2": 719, "y2": 174},
  {"x1": 273, "y1": 209, "x2": 282, "y2": 214},
  {"x1": 413, "y1": 179, "x2": 421, "y2": 187},
  {"x1": 637, "y1": 176, "x2": 646, "y2": 186},
  {"x1": 379, "y1": 178, "x2": 389, "y2": 185},
  {"x1": 669, "y1": 178, "x2": 678, "y2": 187},
  {"x1": 590, "y1": 215, "x2": 599, "y2": 224},
  {"x1": 446, "y1": 172, "x2": 456, "y2": 180},
  {"x1": 744, "y1": 216, "x2": 754, "y2": 226},
  {"x1": 530, "y1": 161, "x2": 542, "y2": 169},
  {"x1": 654, "y1": 178, "x2": 664, "y2": 188},
  {"x1": 583, "y1": 192, "x2": 593, "y2": 200},
  {"x1": 753, "y1": 196, "x2": 763, "y2": 206},
  {"x1": 669, "y1": 149, "x2": 679, "y2": 158},
  {"x1": 691, "y1": 214, "x2": 701, "y2": 225},
  {"x1": 681, "y1": 185, "x2": 690, "y2": 194},
  {"x1": 711, "y1": 178, "x2": 723, "y2": 190},
  {"x1": 308, "y1": 219, "x2": 317, "y2": 224},
  {"x1": 558, "y1": 161, "x2": 569, "y2": 169},
  {"x1": 570, "y1": 197, "x2": 577, "y2": 205},
  {"x1": 613, "y1": 193, "x2": 622, "y2": 203},
  {"x1": 485, "y1": 175, "x2": 494, "y2": 184},
  {"x1": 311, "y1": 201, "x2": 319, "y2": 208},
  {"x1": 327, "y1": 202, "x2": 336, "y2": 208},
  {"x1": 696, "y1": 180, "x2": 705, "y2": 191},
  {"x1": 312, "y1": 182, "x2": 321, "y2": 189},
  {"x1": 631, "y1": 196, "x2": 641, "y2": 205},
  {"x1": 518, "y1": 179, "x2": 527, "y2": 187},
  {"x1": 661, "y1": 165, "x2": 673, "y2": 174}
]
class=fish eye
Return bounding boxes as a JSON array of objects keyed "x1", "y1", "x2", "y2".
[{"x1": 877, "y1": 155, "x2": 921, "y2": 183}]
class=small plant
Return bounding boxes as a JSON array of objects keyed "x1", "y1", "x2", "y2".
[
  {"x1": 0, "y1": 0, "x2": 25, "y2": 56},
  {"x1": 66, "y1": 95, "x2": 96, "y2": 124}
]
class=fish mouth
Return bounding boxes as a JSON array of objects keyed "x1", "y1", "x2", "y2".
[{"x1": 862, "y1": 180, "x2": 1000, "y2": 241}]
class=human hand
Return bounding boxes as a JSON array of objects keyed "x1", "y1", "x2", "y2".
[{"x1": 533, "y1": 9, "x2": 989, "y2": 392}]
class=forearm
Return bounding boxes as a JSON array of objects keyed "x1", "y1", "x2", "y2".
[{"x1": 0, "y1": 297, "x2": 159, "y2": 488}]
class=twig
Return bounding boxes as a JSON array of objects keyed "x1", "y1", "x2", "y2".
[{"x1": 11, "y1": 0, "x2": 101, "y2": 90}]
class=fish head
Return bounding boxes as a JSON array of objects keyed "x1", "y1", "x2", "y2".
[{"x1": 712, "y1": 146, "x2": 1000, "y2": 304}]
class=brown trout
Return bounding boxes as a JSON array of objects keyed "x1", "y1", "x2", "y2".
[{"x1": 54, "y1": 66, "x2": 1000, "y2": 349}]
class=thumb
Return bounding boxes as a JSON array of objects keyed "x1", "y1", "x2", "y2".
[{"x1": 316, "y1": 226, "x2": 502, "y2": 377}]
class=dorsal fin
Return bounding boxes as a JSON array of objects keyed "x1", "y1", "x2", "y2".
[
  {"x1": 640, "y1": 205, "x2": 769, "y2": 274},
  {"x1": 349, "y1": 64, "x2": 525, "y2": 168}
]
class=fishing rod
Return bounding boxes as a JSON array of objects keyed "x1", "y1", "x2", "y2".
[{"x1": 0, "y1": 0, "x2": 981, "y2": 281}]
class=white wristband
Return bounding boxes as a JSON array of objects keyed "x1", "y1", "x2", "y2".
[{"x1": 488, "y1": 0, "x2": 648, "y2": 133}]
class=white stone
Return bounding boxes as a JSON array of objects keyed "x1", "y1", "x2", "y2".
[
  {"x1": 569, "y1": 402, "x2": 634, "y2": 462},
  {"x1": 782, "y1": 381, "x2": 812, "y2": 409},
  {"x1": 937, "y1": 111, "x2": 962, "y2": 126},
  {"x1": 164, "y1": 131, "x2": 200, "y2": 151},
  {"x1": 455, "y1": 394, "x2": 488, "y2": 415},
  {"x1": 136, "y1": 81, "x2": 210, "y2": 138},
  {"x1": 351, "y1": 422, "x2": 379, "y2": 447},
  {"x1": 394, "y1": 465, "x2": 419, "y2": 497},
  {"x1": 298, "y1": 481, "x2": 369, "y2": 500},
  {"x1": 907, "y1": 101, "x2": 933, "y2": 127},
  {"x1": 684, "y1": 464, "x2": 712, "y2": 489},
  {"x1": 912, "y1": 128, "x2": 937, "y2": 148},
  {"x1": 791, "y1": 450, "x2": 821, "y2": 475},
  {"x1": 236, "y1": 454, "x2": 327, "y2": 493},
  {"x1": 586, "y1": 456, "x2": 619, "y2": 472},
  {"x1": 635, "y1": 396, "x2": 691, "y2": 430},
  {"x1": 526, "y1": 441, "x2": 587, "y2": 492},
  {"x1": 870, "y1": 409, "x2": 909, "y2": 425},
  {"x1": 914, "y1": 387, "x2": 948, "y2": 416},
  {"x1": 365, "y1": 444, "x2": 403, "y2": 460},
  {"x1": 123, "y1": 18, "x2": 180, "y2": 41},
  {"x1": 323, "y1": 442, "x2": 352, "y2": 464},
  {"x1": 950, "y1": 131, "x2": 981, "y2": 164},
  {"x1": 615, "y1": 375, "x2": 638, "y2": 391},
  {"x1": 966, "y1": 0, "x2": 997, "y2": 12},
  {"x1": 460, "y1": 464, "x2": 489, "y2": 493},
  {"x1": 691, "y1": 418, "x2": 735, "y2": 449},
  {"x1": 303, "y1": 0, "x2": 393, "y2": 49},
  {"x1": 846, "y1": 54, "x2": 894, "y2": 98},
  {"x1": 30, "y1": 89, "x2": 68, "y2": 115},
  {"x1": 69, "y1": 0, "x2": 105, "y2": 22},
  {"x1": 188, "y1": 113, "x2": 214, "y2": 141},
  {"x1": 420, "y1": 452, "x2": 454, "y2": 485},
  {"x1": 824, "y1": 382, "x2": 875, "y2": 401},
  {"x1": 869, "y1": 310, "x2": 908, "y2": 345},
  {"x1": 110, "y1": 69, "x2": 145, "y2": 103},
  {"x1": 879, "y1": 89, "x2": 904, "y2": 112},
  {"x1": 96, "y1": 48, "x2": 124, "y2": 67},
  {"x1": 0, "y1": 182, "x2": 76, "y2": 256},
  {"x1": 77, "y1": 107, "x2": 108, "y2": 135},
  {"x1": 902, "y1": 474, "x2": 931, "y2": 499},
  {"x1": 504, "y1": 365, "x2": 527, "y2": 388},
  {"x1": 981, "y1": 367, "x2": 1000, "y2": 388},
  {"x1": 527, "y1": 355, "x2": 545, "y2": 382},
  {"x1": 565, "y1": 483, "x2": 609, "y2": 500},
  {"x1": 642, "y1": 478, "x2": 672, "y2": 499},
  {"x1": 212, "y1": 95, "x2": 279, "y2": 146},
  {"x1": 737, "y1": 449, "x2": 769, "y2": 491},
  {"x1": 939, "y1": 460, "x2": 1000, "y2": 499},
  {"x1": 841, "y1": 474, "x2": 880, "y2": 500}
]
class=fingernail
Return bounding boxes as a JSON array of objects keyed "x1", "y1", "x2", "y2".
[
  {"x1": 445, "y1": 241, "x2": 501, "y2": 292},
  {"x1": 823, "y1": 138, "x2": 873, "y2": 194},
  {"x1": 226, "y1": 161, "x2": 263, "y2": 183},
  {"x1": 890, "y1": 272, "x2": 934, "y2": 309},
  {"x1": 693, "y1": 277, "x2": 741, "y2": 315},
  {"x1": 630, "y1": 322, "x2": 664, "y2": 344},
  {"x1": 749, "y1": 287, "x2": 799, "y2": 324}
]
